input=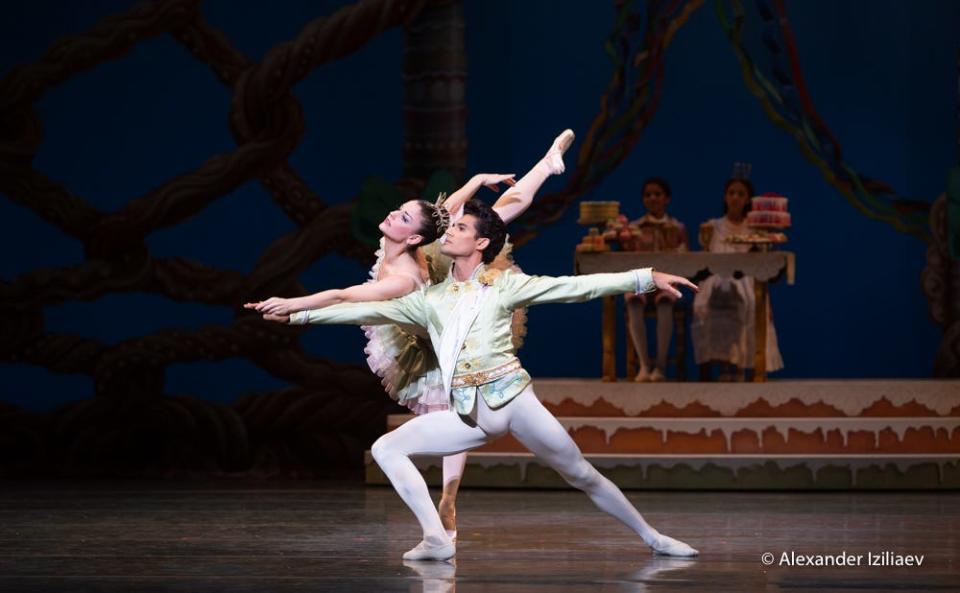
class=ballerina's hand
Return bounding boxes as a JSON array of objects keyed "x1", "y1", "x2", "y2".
[
  {"x1": 252, "y1": 297, "x2": 296, "y2": 315},
  {"x1": 652, "y1": 271, "x2": 699, "y2": 299},
  {"x1": 475, "y1": 173, "x2": 516, "y2": 193}
]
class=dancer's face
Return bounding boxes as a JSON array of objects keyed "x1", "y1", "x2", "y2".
[
  {"x1": 379, "y1": 200, "x2": 426, "y2": 246},
  {"x1": 642, "y1": 182, "x2": 670, "y2": 218},
  {"x1": 440, "y1": 214, "x2": 489, "y2": 259}
]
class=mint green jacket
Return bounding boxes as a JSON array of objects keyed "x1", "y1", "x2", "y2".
[{"x1": 291, "y1": 266, "x2": 655, "y2": 414}]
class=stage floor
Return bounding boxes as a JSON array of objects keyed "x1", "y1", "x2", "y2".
[{"x1": 1, "y1": 482, "x2": 957, "y2": 592}]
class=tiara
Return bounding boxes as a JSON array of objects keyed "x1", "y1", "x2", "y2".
[
  {"x1": 432, "y1": 192, "x2": 451, "y2": 234},
  {"x1": 731, "y1": 161, "x2": 752, "y2": 180}
]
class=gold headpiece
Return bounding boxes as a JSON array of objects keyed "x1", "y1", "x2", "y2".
[{"x1": 432, "y1": 192, "x2": 451, "y2": 235}]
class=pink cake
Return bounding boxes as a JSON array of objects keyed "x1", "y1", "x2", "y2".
[{"x1": 747, "y1": 193, "x2": 791, "y2": 228}]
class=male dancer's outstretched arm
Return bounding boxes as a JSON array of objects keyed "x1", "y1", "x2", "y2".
[{"x1": 500, "y1": 268, "x2": 696, "y2": 309}]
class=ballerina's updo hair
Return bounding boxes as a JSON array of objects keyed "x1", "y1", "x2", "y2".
[{"x1": 412, "y1": 199, "x2": 450, "y2": 246}]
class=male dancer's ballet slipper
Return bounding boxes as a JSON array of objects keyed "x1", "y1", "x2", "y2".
[
  {"x1": 648, "y1": 533, "x2": 699, "y2": 557},
  {"x1": 402, "y1": 538, "x2": 456, "y2": 561},
  {"x1": 544, "y1": 129, "x2": 576, "y2": 175}
]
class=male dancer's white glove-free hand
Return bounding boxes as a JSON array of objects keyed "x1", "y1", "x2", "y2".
[
  {"x1": 261, "y1": 312, "x2": 290, "y2": 323},
  {"x1": 651, "y1": 271, "x2": 699, "y2": 299},
  {"x1": 243, "y1": 307, "x2": 290, "y2": 323}
]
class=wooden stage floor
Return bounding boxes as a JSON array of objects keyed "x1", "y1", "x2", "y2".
[{"x1": 1, "y1": 482, "x2": 957, "y2": 592}]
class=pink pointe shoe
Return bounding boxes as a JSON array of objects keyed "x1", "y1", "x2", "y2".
[{"x1": 544, "y1": 129, "x2": 575, "y2": 175}]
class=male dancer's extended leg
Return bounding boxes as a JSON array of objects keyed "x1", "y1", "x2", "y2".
[
  {"x1": 370, "y1": 410, "x2": 490, "y2": 560},
  {"x1": 501, "y1": 386, "x2": 698, "y2": 557}
]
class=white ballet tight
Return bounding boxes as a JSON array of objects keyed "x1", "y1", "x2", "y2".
[{"x1": 372, "y1": 385, "x2": 663, "y2": 546}]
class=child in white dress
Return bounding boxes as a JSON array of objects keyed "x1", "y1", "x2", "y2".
[{"x1": 691, "y1": 178, "x2": 783, "y2": 380}]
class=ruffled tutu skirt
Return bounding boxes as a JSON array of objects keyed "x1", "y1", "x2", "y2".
[{"x1": 362, "y1": 323, "x2": 450, "y2": 415}]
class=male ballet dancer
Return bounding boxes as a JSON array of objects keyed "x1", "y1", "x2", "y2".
[{"x1": 262, "y1": 199, "x2": 699, "y2": 561}]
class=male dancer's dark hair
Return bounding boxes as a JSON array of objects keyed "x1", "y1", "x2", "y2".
[{"x1": 462, "y1": 199, "x2": 507, "y2": 264}]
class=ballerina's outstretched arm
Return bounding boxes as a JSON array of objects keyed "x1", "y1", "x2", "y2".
[{"x1": 243, "y1": 274, "x2": 419, "y2": 318}]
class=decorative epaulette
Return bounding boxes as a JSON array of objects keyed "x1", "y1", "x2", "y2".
[{"x1": 478, "y1": 267, "x2": 504, "y2": 286}]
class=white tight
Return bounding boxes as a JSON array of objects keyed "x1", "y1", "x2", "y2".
[{"x1": 372, "y1": 385, "x2": 661, "y2": 545}]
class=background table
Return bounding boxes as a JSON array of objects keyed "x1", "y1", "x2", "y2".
[{"x1": 574, "y1": 251, "x2": 796, "y2": 382}]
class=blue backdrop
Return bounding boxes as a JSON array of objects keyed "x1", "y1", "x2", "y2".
[{"x1": 2, "y1": 0, "x2": 957, "y2": 411}]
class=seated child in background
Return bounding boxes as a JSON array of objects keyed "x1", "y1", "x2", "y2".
[{"x1": 606, "y1": 177, "x2": 688, "y2": 382}]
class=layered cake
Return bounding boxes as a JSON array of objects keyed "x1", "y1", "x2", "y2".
[
  {"x1": 578, "y1": 201, "x2": 620, "y2": 225},
  {"x1": 746, "y1": 193, "x2": 791, "y2": 228}
]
